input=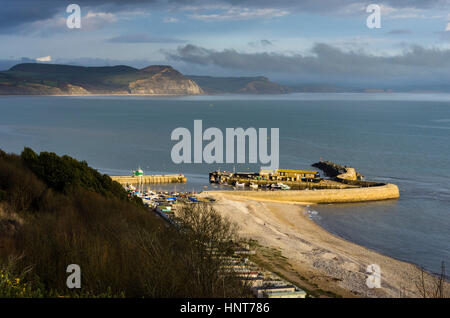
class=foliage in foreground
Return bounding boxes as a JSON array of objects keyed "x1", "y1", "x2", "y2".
[{"x1": 0, "y1": 148, "x2": 251, "y2": 298}]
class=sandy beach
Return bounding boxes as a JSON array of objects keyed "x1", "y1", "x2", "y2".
[{"x1": 199, "y1": 191, "x2": 449, "y2": 298}]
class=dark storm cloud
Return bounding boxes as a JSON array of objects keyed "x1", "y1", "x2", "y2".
[
  {"x1": 1, "y1": 0, "x2": 449, "y2": 31},
  {"x1": 166, "y1": 43, "x2": 450, "y2": 85},
  {"x1": 0, "y1": 1, "x2": 61, "y2": 29},
  {"x1": 0, "y1": 0, "x2": 160, "y2": 31}
]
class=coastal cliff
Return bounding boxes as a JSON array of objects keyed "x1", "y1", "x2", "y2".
[
  {"x1": 0, "y1": 63, "x2": 203, "y2": 96},
  {"x1": 128, "y1": 66, "x2": 203, "y2": 95},
  {"x1": 187, "y1": 75, "x2": 292, "y2": 94},
  {"x1": 0, "y1": 63, "x2": 297, "y2": 96}
]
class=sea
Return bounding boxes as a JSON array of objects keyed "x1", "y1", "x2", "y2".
[{"x1": 0, "y1": 93, "x2": 449, "y2": 276}]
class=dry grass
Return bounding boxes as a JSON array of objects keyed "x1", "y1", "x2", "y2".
[{"x1": 0, "y1": 148, "x2": 250, "y2": 297}]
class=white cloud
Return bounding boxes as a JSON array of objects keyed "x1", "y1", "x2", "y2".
[
  {"x1": 166, "y1": 43, "x2": 450, "y2": 87},
  {"x1": 380, "y1": 5, "x2": 440, "y2": 19},
  {"x1": 163, "y1": 17, "x2": 179, "y2": 23},
  {"x1": 379, "y1": 4, "x2": 398, "y2": 15},
  {"x1": 36, "y1": 56, "x2": 51, "y2": 62},
  {"x1": 22, "y1": 10, "x2": 118, "y2": 35},
  {"x1": 189, "y1": 7, "x2": 290, "y2": 21},
  {"x1": 83, "y1": 11, "x2": 118, "y2": 30},
  {"x1": 176, "y1": 4, "x2": 232, "y2": 12},
  {"x1": 388, "y1": 13, "x2": 425, "y2": 19}
]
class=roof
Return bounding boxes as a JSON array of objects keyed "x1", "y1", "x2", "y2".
[
  {"x1": 264, "y1": 290, "x2": 307, "y2": 298},
  {"x1": 276, "y1": 169, "x2": 318, "y2": 174},
  {"x1": 255, "y1": 285, "x2": 295, "y2": 291}
]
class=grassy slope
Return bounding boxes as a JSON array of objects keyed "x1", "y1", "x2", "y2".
[
  {"x1": 2, "y1": 63, "x2": 140, "y2": 92},
  {"x1": 0, "y1": 63, "x2": 292, "y2": 95},
  {"x1": 187, "y1": 75, "x2": 291, "y2": 94},
  {"x1": 0, "y1": 63, "x2": 192, "y2": 94},
  {"x1": 0, "y1": 148, "x2": 248, "y2": 297}
]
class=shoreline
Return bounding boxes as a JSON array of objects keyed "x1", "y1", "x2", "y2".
[
  {"x1": 201, "y1": 184, "x2": 400, "y2": 204},
  {"x1": 199, "y1": 191, "x2": 449, "y2": 298},
  {"x1": 0, "y1": 93, "x2": 200, "y2": 97}
]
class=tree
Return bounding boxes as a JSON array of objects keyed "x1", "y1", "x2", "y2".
[
  {"x1": 176, "y1": 203, "x2": 250, "y2": 297},
  {"x1": 414, "y1": 261, "x2": 448, "y2": 298}
]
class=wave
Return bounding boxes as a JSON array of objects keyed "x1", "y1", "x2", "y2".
[{"x1": 305, "y1": 205, "x2": 321, "y2": 220}]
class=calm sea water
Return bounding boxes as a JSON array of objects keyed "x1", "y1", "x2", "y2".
[{"x1": 0, "y1": 93, "x2": 449, "y2": 275}]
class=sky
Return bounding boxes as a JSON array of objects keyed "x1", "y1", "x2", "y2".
[{"x1": 1, "y1": 0, "x2": 450, "y2": 88}]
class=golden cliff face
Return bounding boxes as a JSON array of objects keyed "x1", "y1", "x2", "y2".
[
  {"x1": 0, "y1": 64, "x2": 204, "y2": 96},
  {"x1": 0, "y1": 82, "x2": 90, "y2": 95},
  {"x1": 63, "y1": 84, "x2": 90, "y2": 95},
  {"x1": 128, "y1": 66, "x2": 204, "y2": 95}
]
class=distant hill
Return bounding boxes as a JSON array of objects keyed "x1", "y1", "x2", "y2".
[
  {"x1": 0, "y1": 63, "x2": 203, "y2": 95},
  {"x1": 187, "y1": 75, "x2": 293, "y2": 94},
  {"x1": 1, "y1": 63, "x2": 349, "y2": 96}
]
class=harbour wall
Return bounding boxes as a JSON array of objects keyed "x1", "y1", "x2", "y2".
[
  {"x1": 110, "y1": 174, "x2": 186, "y2": 185},
  {"x1": 203, "y1": 183, "x2": 400, "y2": 204},
  {"x1": 223, "y1": 177, "x2": 355, "y2": 189}
]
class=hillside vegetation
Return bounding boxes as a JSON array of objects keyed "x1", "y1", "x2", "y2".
[
  {"x1": 186, "y1": 75, "x2": 292, "y2": 94},
  {"x1": 0, "y1": 63, "x2": 203, "y2": 95},
  {"x1": 0, "y1": 148, "x2": 248, "y2": 297},
  {"x1": 0, "y1": 63, "x2": 296, "y2": 95}
]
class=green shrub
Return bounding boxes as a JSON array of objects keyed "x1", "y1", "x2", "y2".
[{"x1": 0, "y1": 147, "x2": 250, "y2": 298}]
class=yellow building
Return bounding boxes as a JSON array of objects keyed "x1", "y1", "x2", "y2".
[{"x1": 260, "y1": 169, "x2": 320, "y2": 182}]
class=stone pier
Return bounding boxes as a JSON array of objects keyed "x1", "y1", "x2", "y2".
[{"x1": 110, "y1": 174, "x2": 186, "y2": 185}]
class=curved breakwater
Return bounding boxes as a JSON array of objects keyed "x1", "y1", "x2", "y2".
[{"x1": 203, "y1": 183, "x2": 400, "y2": 204}]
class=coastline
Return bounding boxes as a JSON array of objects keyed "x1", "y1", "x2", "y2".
[
  {"x1": 199, "y1": 191, "x2": 448, "y2": 298},
  {"x1": 0, "y1": 93, "x2": 201, "y2": 97}
]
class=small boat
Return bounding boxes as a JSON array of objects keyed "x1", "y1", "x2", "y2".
[
  {"x1": 235, "y1": 182, "x2": 245, "y2": 188},
  {"x1": 279, "y1": 183, "x2": 291, "y2": 190},
  {"x1": 132, "y1": 166, "x2": 144, "y2": 177},
  {"x1": 249, "y1": 183, "x2": 259, "y2": 190}
]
